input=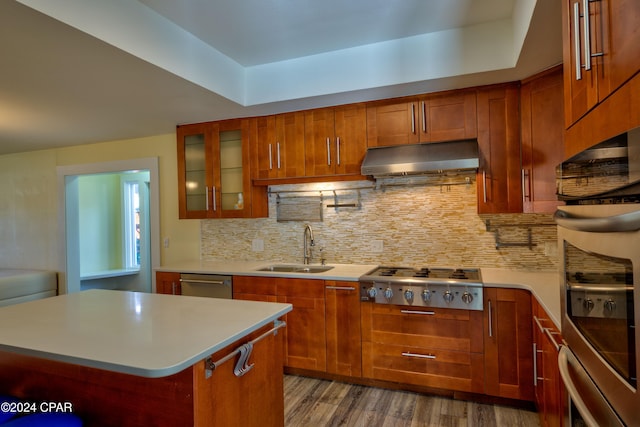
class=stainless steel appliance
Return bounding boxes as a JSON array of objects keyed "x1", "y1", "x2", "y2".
[
  {"x1": 180, "y1": 273, "x2": 232, "y2": 299},
  {"x1": 359, "y1": 267, "x2": 483, "y2": 310},
  {"x1": 557, "y1": 126, "x2": 640, "y2": 202},
  {"x1": 556, "y1": 204, "x2": 640, "y2": 426}
]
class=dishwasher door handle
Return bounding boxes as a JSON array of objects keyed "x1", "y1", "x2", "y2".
[{"x1": 179, "y1": 279, "x2": 229, "y2": 286}]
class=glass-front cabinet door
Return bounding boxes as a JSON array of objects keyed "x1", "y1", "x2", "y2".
[
  {"x1": 213, "y1": 119, "x2": 252, "y2": 218},
  {"x1": 177, "y1": 122, "x2": 213, "y2": 219},
  {"x1": 177, "y1": 119, "x2": 252, "y2": 219}
]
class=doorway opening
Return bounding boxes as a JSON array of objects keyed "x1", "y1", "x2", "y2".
[{"x1": 57, "y1": 158, "x2": 160, "y2": 294}]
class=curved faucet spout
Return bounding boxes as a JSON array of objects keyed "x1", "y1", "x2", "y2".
[{"x1": 303, "y1": 224, "x2": 315, "y2": 264}]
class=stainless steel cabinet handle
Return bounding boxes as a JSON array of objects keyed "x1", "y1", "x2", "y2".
[
  {"x1": 336, "y1": 137, "x2": 341, "y2": 165},
  {"x1": 583, "y1": 0, "x2": 592, "y2": 71},
  {"x1": 326, "y1": 137, "x2": 331, "y2": 166},
  {"x1": 402, "y1": 352, "x2": 436, "y2": 359},
  {"x1": 421, "y1": 101, "x2": 426, "y2": 133},
  {"x1": 276, "y1": 142, "x2": 281, "y2": 169},
  {"x1": 544, "y1": 328, "x2": 561, "y2": 352},
  {"x1": 205, "y1": 186, "x2": 209, "y2": 211},
  {"x1": 482, "y1": 170, "x2": 487, "y2": 203},
  {"x1": 325, "y1": 286, "x2": 355, "y2": 291},
  {"x1": 574, "y1": 2, "x2": 582, "y2": 80},
  {"x1": 411, "y1": 104, "x2": 416, "y2": 134},
  {"x1": 171, "y1": 282, "x2": 177, "y2": 295},
  {"x1": 212, "y1": 187, "x2": 217, "y2": 211},
  {"x1": 533, "y1": 343, "x2": 539, "y2": 386},
  {"x1": 400, "y1": 310, "x2": 435, "y2": 315},
  {"x1": 488, "y1": 299, "x2": 493, "y2": 337},
  {"x1": 522, "y1": 169, "x2": 531, "y2": 201},
  {"x1": 268, "y1": 144, "x2": 273, "y2": 170}
]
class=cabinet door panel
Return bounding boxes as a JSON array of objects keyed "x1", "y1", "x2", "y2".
[
  {"x1": 334, "y1": 104, "x2": 367, "y2": 175},
  {"x1": 276, "y1": 112, "x2": 306, "y2": 178},
  {"x1": 304, "y1": 108, "x2": 335, "y2": 177},
  {"x1": 177, "y1": 123, "x2": 214, "y2": 219},
  {"x1": 521, "y1": 68, "x2": 565, "y2": 213},
  {"x1": 366, "y1": 100, "x2": 419, "y2": 147},
  {"x1": 421, "y1": 92, "x2": 477, "y2": 142},
  {"x1": 156, "y1": 271, "x2": 181, "y2": 295},
  {"x1": 325, "y1": 282, "x2": 361, "y2": 377},
  {"x1": 477, "y1": 85, "x2": 522, "y2": 213},
  {"x1": 484, "y1": 288, "x2": 534, "y2": 401}
]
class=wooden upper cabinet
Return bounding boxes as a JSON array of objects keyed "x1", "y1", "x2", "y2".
[
  {"x1": 304, "y1": 104, "x2": 367, "y2": 177},
  {"x1": 366, "y1": 99, "x2": 420, "y2": 147},
  {"x1": 178, "y1": 119, "x2": 263, "y2": 219},
  {"x1": 251, "y1": 112, "x2": 305, "y2": 180},
  {"x1": 177, "y1": 122, "x2": 214, "y2": 219},
  {"x1": 520, "y1": 67, "x2": 565, "y2": 213},
  {"x1": 476, "y1": 84, "x2": 523, "y2": 213},
  {"x1": 366, "y1": 91, "x2": 477, "y2": 147},
  {"x1": 563, "y1": 0, "x2": 640, "y2": 127},
  {"x1": 420, "y1": 91, "x2": 477, "y2": 142}
]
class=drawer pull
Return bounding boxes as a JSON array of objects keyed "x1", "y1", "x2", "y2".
[
  {"x1": 402, "y1": 352, "x2": 436, "y2": 360},
  {"x1": 325, "y1": 286, "x2": 356, "y2": 291},
  {"x1": 400, "y1": 310, "x2": 435, "y2": 315}
]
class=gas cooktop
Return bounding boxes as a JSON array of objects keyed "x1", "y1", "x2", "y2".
[
  {"x1": 361, "y1": 266, "x2": 482, "y2": 284},
  {"x1": 359, "y1": 266, "x2": 483, "y2": 310}
]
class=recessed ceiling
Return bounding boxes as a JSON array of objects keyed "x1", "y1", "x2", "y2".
[{"x1": 0, "y1": 0, "x2": 562, "y2": 155}]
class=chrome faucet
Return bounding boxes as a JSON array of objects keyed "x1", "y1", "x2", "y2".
[{"x1": 303, "y1": 224, "x2": 315, "y2": 264}]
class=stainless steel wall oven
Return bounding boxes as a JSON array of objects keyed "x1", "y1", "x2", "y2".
[{"x1": 555, "y1": 125, "x2": 640, "y2": 426}]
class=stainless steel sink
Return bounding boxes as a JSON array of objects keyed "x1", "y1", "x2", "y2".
[{"x1": 257, "y1": 264, "x2": 334, "y2": 273}]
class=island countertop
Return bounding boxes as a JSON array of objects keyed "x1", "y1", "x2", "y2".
[{"x1": 0, "y1": 289, "x2": 292, "y2": 378}]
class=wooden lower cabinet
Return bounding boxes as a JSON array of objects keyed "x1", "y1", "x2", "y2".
[
  {"x1": 361, "y1": 304, "x2": 484, "y2": 393},
  {"x1": 155, "y1": 271, "x2": 181, "y2": 295},
  {"x1": 233, "y1": 276, "x2": 326, "y2": 372},
  {"x1": 532, "y1": 298, "x2": 565, "y2": 427},
  {"x1": 0, "y1": 323, "x2": 284, "y2": 427},
  {"x1": 325, "y1": 281, "x2": 362, "y2": 377},
  {"x1": 484, "y1": 288, "x2": 534, "y2": 401}
]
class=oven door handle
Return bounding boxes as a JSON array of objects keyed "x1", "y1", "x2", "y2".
[
  {"x1": 558, "y1": 346, "x2": 625, "y2": 427},
  {"x1": 554, "y1": 209, "x2": 640, "y2": 232}
]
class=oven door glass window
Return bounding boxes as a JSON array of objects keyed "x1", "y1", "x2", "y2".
[{"x1": 565, "y1": 242, "x2": 636, "y2": 387}]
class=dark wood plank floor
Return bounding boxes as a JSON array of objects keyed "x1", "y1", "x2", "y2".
[{"x1": 284, "y1": 375, "x2": 540, "y2": 427}]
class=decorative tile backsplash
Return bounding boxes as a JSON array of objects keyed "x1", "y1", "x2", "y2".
[{"x1": 201, "y1": 177, "x2": 559, "y2": 271}]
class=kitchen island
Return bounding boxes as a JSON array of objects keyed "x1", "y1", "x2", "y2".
[{"x1": 0, "y1": 289, "x2": 292, "y2": 426}]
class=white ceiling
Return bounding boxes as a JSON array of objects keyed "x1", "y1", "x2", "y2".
[{"x1": 0, "y1": 0, "x2": 562, "y2": 155}]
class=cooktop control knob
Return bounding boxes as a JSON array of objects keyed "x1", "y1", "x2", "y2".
[
  {"x1": 583, "y1": 298, "x2": 594, "y2": 312},
  {"x1": 461, "y1": 291, "x2": 473, "y2": 304},
  {"x1": 604, "y1": 298, "x2": 616, "y2": 313},
  {"x1": 384, "y1": 287, "x2": 394, "y2": 301},
  {"x1": 404, "y1": 289, "x2": 414, "y2": 303},
  {"x1": 422, "y1": 289, "x2": 432, "y2": 302},
  {"x1": 366, "y1": 286, "x2": 378, "y2": 299},
  {"x1": 443, "y1": 290, "x2": 454, "y2": 303}
]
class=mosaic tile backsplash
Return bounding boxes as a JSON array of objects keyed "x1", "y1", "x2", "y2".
[{"x1": 201, "y1": 177, "x2": 559, "y2": 271}]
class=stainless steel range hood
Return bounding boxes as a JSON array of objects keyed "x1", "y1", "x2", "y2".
[{"x1": 361, "y1": 139, "x2": 479, "y2": 177}]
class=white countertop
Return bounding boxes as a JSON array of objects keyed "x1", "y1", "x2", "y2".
[
  {"x1": 481, "y1": 268, "x2": 561, "y2": 328},
  {"x1": 0, "y1": 289, "x2": 291, "y2": 378},
  {"x1": 157, "y1": 260, "x2": 378, "y2": 281}
]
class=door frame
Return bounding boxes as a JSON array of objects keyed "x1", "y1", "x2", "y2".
[{"x1": 56, "y1": 158, "x2": 160, "y2": 294}]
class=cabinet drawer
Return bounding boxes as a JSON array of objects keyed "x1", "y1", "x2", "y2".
[
  {"x1": 362, "y1": 341, "x2": 484, "y2": 393},
  {"x1": 361, "y1": 304, "x2": 483, "y2": 353},
  {"x1": 233, "y1": 275, "x2": 277, "y2": 295}
]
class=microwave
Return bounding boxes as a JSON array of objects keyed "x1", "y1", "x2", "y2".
[{"x1": 557, "y1": 126, "x2": 640, "y2": 203}]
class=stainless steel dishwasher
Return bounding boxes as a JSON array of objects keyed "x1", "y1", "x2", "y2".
[{"x1": 180, "y1": 273, "x2": 232, "y2": 299}]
